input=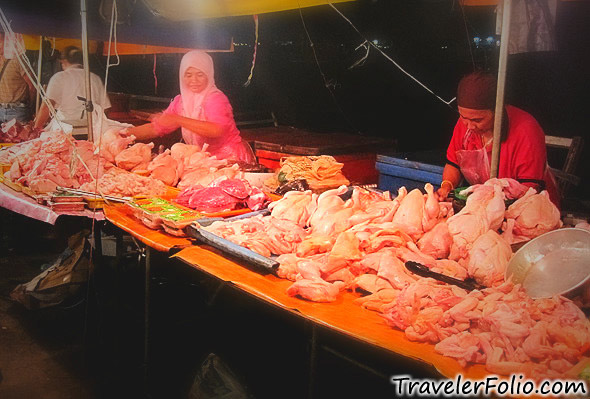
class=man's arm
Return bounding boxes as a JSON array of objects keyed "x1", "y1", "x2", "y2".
[{"x1": 34, "y1": 99, "x2": 55, "y2": 129}]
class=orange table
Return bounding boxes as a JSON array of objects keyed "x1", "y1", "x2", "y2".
[
  {"x1": 173, "y1": 245, "x2": 490, "y2": 381},
  {"x1": 103, "y1": 203, "x2": 192, "y2": 252},
  {"x1": 102, "y1": 202, "x2": 571, "y2": 397}
]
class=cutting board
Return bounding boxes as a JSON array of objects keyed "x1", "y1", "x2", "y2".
[{"x1": 241, "y1": 127, "x2": 394, "y2": 156}]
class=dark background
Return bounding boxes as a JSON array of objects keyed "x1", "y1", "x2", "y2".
[{"x1": 22, "y1": 0, "x2": 590, "y2": 198}]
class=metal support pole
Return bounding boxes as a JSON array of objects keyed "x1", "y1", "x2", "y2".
[
  {"x1": 490, "y1": 0, "x2": 513, "y2": 178},
  {"x1": 308, "y1": 324, "x2": 317, "y2": 399},
  {"x1": 144, "y1": 246, "x2": 151, "y2": 388},
  {"x1": 35, "y1": 36, "x2": 43, "y2": 113},
  {"x1": 80, "y1": 0, "x2": 94, "y2": 141}
]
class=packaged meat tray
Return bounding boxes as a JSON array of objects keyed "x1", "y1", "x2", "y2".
[
  {"x1": 47, "y1": 201, "x2": 86, "y2": 212},
  {"x1": 126, "y1": 197, "x2": 203, "y2": 235},
  {"x1": 51, "y1": 193, "x2": 85, "y2": 203},
  {"x1": 84, "y1": 197, "x2": 105, "y2": 210}
]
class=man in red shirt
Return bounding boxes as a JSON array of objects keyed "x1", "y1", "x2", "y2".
[{"x1": 437, "y1": 71, "x2": 559, "y2": 206}]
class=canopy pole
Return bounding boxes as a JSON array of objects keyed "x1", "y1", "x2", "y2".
[
  {"x1": 81, "y1": 0, "x2": 94, "y2": 141},
  {"x1": 35, "y1": 36, "x2": 43, "y2": 113},
  {"x1": 490, "y1": 0, "x2": 512, "y2": 178}
]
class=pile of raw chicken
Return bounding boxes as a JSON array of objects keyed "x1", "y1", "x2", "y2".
[
  {"x1": 0, "y1": 128, "x2": 244, "y2": 197},
  {"x1": 205, "y1": 180, "x2": 589, "y2": 379}
]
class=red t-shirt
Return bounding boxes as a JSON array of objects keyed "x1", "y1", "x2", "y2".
[{"x1": 446, "y1": 105, "x2": 560, "y2": 206}]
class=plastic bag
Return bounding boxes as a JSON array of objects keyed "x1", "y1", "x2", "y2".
[
  {"x1": 10, "y1": 230, "x2": 90, "y2": 309},
  {"x1": 274, "y1": 179, "x2": 309, "y2": 195},
  {"x1": 188, "y1": 353, "x2": 253, "y2": 399}
]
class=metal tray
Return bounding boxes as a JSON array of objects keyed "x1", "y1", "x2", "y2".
[{"x1": 186, "y1": 209, "x2": 278, "y2": 274}]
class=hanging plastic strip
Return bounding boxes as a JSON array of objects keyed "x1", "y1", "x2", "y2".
[{"x1": 243, "y1": 14, "x2": 259, "y2": 87}]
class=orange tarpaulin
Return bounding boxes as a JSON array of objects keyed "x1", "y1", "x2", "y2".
[
  {"x1": 462, "y1": 0, "x2": 580, "y2": 4},
  {"x1": 173, "y1": 245, "x2": 491, "y2": 380},
  {"x1": 101, "y1": 42, "x2": 234, "y2": 56},
  {"x1": 23, "y1": 36, "x2": 99, "y2": 53},
  {"x1": 22, "y1": 35, "x2": 232, "y2": 55}
]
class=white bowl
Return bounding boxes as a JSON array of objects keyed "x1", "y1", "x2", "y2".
[
  {"x1": 505, "y1": 228, "x2": 590, "y2": 299},
  {"x1": 243, "y1": 172, "x2": 276, "y2": 189}
]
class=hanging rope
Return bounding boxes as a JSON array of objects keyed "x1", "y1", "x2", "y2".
[
  {"x1": 297, "y1": 3, "x2": 358, "y2": 132},
  {"x1": 457, "y1": 0, "x2": 476, "y2": 69},
  {"x1": 243, "y1": 14, "x2": 259, "y2": 87},
  {"x1": 328, "y1": 3, "x2": 456, "y2": 107},
  {"x1": 348, "y1": 40, "x2": 370, "y2": 70},
  {"x1": 153, "y1": 53, "x2": 158, "y2": 94}
]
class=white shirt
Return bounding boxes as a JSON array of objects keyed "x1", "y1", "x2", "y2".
[{"x1": 46, "y1": 64, "x2": 111, "y2": 123}]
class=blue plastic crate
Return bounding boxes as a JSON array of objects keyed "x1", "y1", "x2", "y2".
[{"x1": 376, "y1": 153, "x2": 444, "y2": 193}]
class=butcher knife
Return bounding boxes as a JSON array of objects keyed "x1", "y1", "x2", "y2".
[{"x1": 404, "y1": 261, "x2": 485, "y2": 291}]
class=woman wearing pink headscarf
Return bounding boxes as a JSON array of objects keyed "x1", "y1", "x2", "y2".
[{"x1": 127, "y1": 50, "x2": 255, "y2": 163}]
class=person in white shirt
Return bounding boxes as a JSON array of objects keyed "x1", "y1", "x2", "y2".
[{"x1": 34, "y1": 46, "x2": 111, "y2": 130}]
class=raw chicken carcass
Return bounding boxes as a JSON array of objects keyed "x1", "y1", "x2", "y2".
[
  {"x1": 391, "y1": 188, "x2": 425, "y2": 239},
  {"x1": 170, "y1": 142, "x2": 202, "y2": 163},
  {"x1": 269, "y1": 190, "x2": 317, "y2": 227},
  {"x1": 417, "y1": 221, "x2": 452, "y2": 259},
  {"x1": 354, "y1": 289, "x2": 399, "y2": 312},
  {"x1": 350, "y1": 274, "x2": 393, "y2": 294},
  {"x1": 447, "y1": 184, "x2": 505, "y2": 260},
  {"x1": 322, "y1": 232, "x2": 363, "y2": 276},
  {"x1": 421, "y1": 183, "x2": 440, "y2": 232},
  {"x1": 178, "y1": 164, "x2": 241, "y2": 189},
  {"x1": 466, "y1": 230, "x2": 512, "y2": 287},
  {"x1": 347, "y1": 188, "x2": 401, "y2": 225},
  {"x1": 99, "y1": 128, "x2": 136, "y2": 163},
  {"x1": 308, "y1": 185, "x2": 349, "y2": 232},
  {"x1": 502, "y1": 189, "x2": 561, "y2": 244},
  {"x1": 460, "y1": 178, "x2": 529, "y2": 201},
  {"x1": 286, "y1": 278, "x2": 344, "y2": 302},
  {"x1": 115, "y1": 142, "x2": 154, "y2": 171},
  {"x1": 147, "y1": 150, "x2": 179, "y2": 186}
]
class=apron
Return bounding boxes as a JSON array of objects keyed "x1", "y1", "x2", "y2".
[
  {"x1": 455, "y1": 129, "x2": 493, "y2": 185},
  {"x1": 455, "y1": 129, "x2": 561, "y2": 208}
]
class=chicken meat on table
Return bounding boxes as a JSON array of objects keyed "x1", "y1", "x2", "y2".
[{"x1": 200, "y1": 179, "x2": 586, "y2": 380}]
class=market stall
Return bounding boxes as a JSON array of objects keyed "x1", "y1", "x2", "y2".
[
  {"x1": 1, "y1": 0, "x2": 589, "y2": 396},
  {"x1": 93, "y1": 175, "x2": 590, "y2": 389}
]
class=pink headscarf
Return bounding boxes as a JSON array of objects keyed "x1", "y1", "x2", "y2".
[{"x1": 178, "y1": 50, "x2": 222, "y2": 121}]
